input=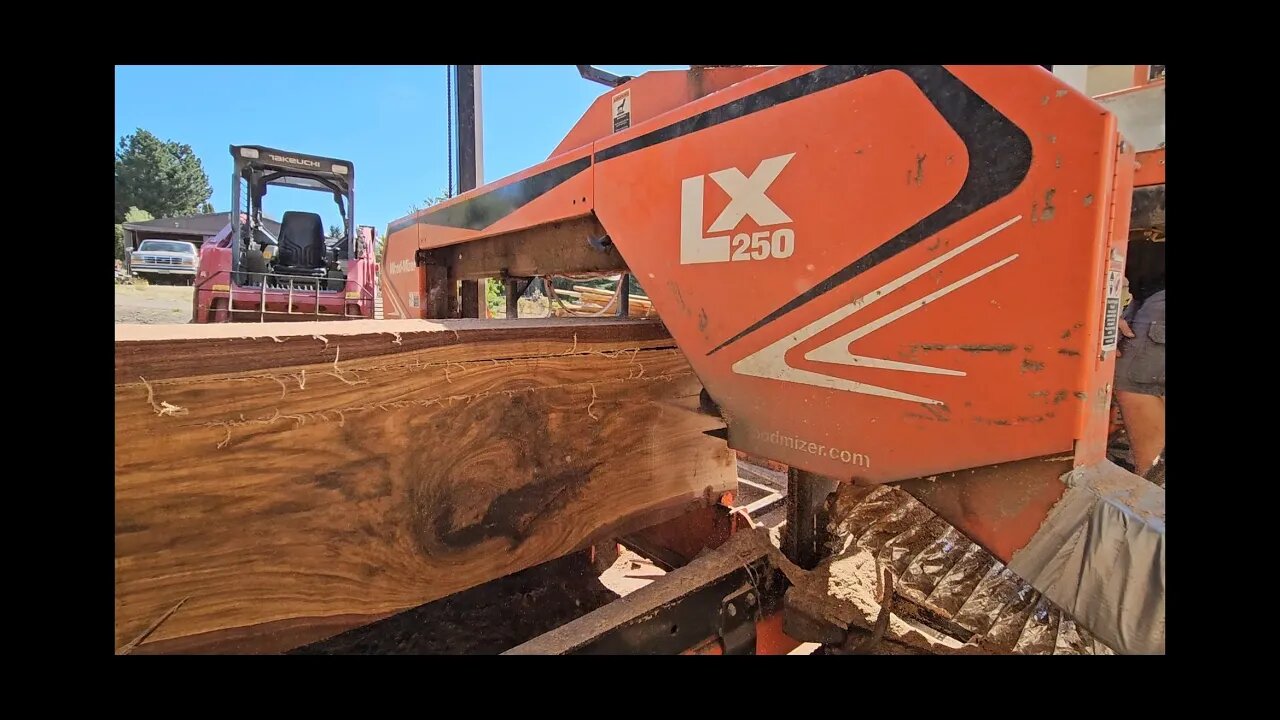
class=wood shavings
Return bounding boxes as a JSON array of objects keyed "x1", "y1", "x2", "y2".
[
  {"x1": 204, "y1": 409, "x2": 283, "y2": 449},
  {"x1": 180, "y1": 370, "x2": 696, "y2": 446},
  {"x1": 140, "y1": 376, "x2": 189, "y2": 417},
  {"x1": 442, "y1": 362, "x2": 467, "y2": 383},
  {"x1": 326, "y1": 346, "x2": 368, "y2": 386}
]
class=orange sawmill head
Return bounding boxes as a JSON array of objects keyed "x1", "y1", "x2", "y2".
[{"x1": 383, "y1": 65, "x2": 1135, "y2": 485}]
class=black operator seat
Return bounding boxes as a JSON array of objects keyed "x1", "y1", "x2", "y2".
[{"x1": 276, "y1": 211, "x2": 327, "y2": 273}]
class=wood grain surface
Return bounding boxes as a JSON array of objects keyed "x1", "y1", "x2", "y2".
[{"x1": 115, "y1": 319, "x2": 735, "y2": 653}]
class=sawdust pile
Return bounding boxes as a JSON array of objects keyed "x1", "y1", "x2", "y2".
[{"x1": 771, "y1": 484, "x2": 1115, "y2": 655}]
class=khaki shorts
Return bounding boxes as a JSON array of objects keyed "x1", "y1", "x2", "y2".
[{"x1": 1115, "y1": 290, "x2": 1165, "y2": 398}]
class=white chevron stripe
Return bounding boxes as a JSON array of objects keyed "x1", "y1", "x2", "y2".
[{"x1": 731, "y1": 216, "x2": 1022, "y2": 405}]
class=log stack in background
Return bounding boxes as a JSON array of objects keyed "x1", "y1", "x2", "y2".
[{"x1": 552, "y1": 284, "x2": 660, "y2": 319}]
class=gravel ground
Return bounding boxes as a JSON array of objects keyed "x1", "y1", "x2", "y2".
[{"x1": 115, "y1": 284, "x2": 193, "y2": 324}]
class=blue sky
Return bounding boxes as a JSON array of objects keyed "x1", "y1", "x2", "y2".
[{"x1": 114, "y1": 65, "x2": 687, "y2": 235}]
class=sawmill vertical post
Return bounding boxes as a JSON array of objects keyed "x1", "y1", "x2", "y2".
[
  {"x1": 454, "y1": 64, "x2": 487, "y2": 318},
  {"x1": 505, "y1": 279, "x2": 520, "y2": 318},
  {"x1": 617, "y1": 273, "x2": 630, "y2": 317},
  {"x1": 783, "y1": 469, "x2": 838, "y2": 570}
]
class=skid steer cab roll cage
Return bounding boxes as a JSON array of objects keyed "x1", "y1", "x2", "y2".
[
  {"x1": 229, "y1": 145, "x2": 359, "y2": 281},
  {"x1": 192, "y1": 145, "x2": 375, "y2": 323}
]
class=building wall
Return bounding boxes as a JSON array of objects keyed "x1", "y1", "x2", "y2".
[
  {"x1": 129, "y1": 231, "x2": 214, "y2": 251},
  {"x1": 1087, "y1": 65, "x2": 1138, "y2": 96},
  {"x1": 1052, "y1": 65, "x2": 1089, "y2": 94}
]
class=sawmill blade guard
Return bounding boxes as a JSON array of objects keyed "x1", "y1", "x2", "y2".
[{"x1": 382, "y1": 65, "x2": 1164, "y2": 654}]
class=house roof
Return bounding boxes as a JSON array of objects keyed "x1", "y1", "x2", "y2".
[{"x1": 122, "y1": 211, "x2": 281, "y2": 237}]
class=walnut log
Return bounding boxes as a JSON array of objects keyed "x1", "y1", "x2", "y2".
[{"x1": 115, "y1": 319, "x2": 735, "y2": 654}]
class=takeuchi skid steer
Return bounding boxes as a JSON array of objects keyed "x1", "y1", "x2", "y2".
[
  {"x1": 193, "y1": 146, "x2": 378, "y2": 323},
  {"x1": 381, "y1": 65, "x2": 1164, "y2": 655}
]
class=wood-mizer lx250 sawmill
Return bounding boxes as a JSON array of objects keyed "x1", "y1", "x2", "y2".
[{"x1": 381, "y1": 65, "x2": 1165, "y2": 655}]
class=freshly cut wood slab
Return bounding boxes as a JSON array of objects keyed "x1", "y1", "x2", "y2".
[{"x1": 115, "y1": 319, "x2": 735, "y2": 654}]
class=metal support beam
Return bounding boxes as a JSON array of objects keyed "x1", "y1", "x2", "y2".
[
  {"x1": 453, "y1": 65, "x2": 484, "y2": 192},
  {"x1": 503, "y1": 531, "x2": 782, "y2": 655},
  {"x1": 505, "y1": 279, "x2": 521, "y2": 318},
  {"x1": 782, "y1": 469, "x2": 836, "y2": 570},
  {"x1": 460, "y1": 280, "x2": 483, "y2": 318},
  {"x1": 419, "y1": 250, "x2": 453, "y2": 319},
  {"x1": 577, "y1": 65, "x2": 631, "y2": 88},
  {"x1": 453, "y1": 65, "x2": 486, "y2": 317},
  {"x1": 617, "y1": 273, "x2": 630, "y2": 318}
]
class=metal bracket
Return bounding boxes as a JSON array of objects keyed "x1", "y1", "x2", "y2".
[
  {"x1": 587, "y1": 232, "x2": 615, "y2": 252},
  {"x1": 718, "y1": 585, "x2": 760, "y2": 655},
  {"x1": 577, "y1": 65, "x2": 633, "y2": 88},
  {"x1": 522, "y1": 547, "x2": 779, "y2": 655}
]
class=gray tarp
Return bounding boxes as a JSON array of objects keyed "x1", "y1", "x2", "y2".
[{"x1": 1009, "y1": 461, "x2": 1165, "y2": 655}]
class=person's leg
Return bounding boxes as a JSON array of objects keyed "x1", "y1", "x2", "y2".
[
  {"x1": 1116, "y1": 390, "x2": 1164, "y2": 476},
  {"x1": 1113, "y1": 290, "x2": 1165, "y2": 477}
]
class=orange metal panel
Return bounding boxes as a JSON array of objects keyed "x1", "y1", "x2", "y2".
[
  {"x1": 1074, "y1": 130, "x2": 1134, "y2": 467},
  {"x1": 754, "y1": 612, "x2": 802, "y2": 655},
  {"x1": 1134, "y1": 148, "x2": 1165, "y2": 187},
  {"x1": 594, "y1": 65, "x2": 1121, "y2": 484},
  {"x1": 379, "y1": 226, "x2": 423, "y2": 320},
  {"x1": 901, "y1": 455, "x2": 1073, "y2": 562},
  {"x1": 552, "y1": 68, "x2": 771, "y2": 158},
  {"x1": 399, "y1": 145, "x2": 597, "y2": 254},
  {"x1": 382, "y1": 65, "x2": 1130, "y2": 489}
]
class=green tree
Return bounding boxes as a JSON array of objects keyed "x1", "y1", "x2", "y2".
[
  {"x1": 487, "y1": 278, "x2": 505, "y2": 316},
  {"x1": 114, "y1": 207, "x2": 155, "y2": 261},
  {"x1": 407, "y1": 190, "x2": 453, "y2": 215},
  {"x1": 114, "y1": 129, "x2": 214, "y2": 223},
  {"x1": 124, "y1": 207, "x2": 155, "y2": 224}
]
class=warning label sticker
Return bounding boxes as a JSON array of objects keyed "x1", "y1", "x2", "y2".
[
  {"x1": 1101, "y1": 269, "x2": 1123, "y2": 352},
  {"x1": 612, "y1": 89, "x2": 631, "y2": 133},
  {"x1": 409, "y1": 291, "x2": 421, "y2": 309}
]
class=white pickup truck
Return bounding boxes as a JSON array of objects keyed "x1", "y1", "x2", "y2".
[{"x1": 129, "y1": 239, "x2": 199, "y2": 285}]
